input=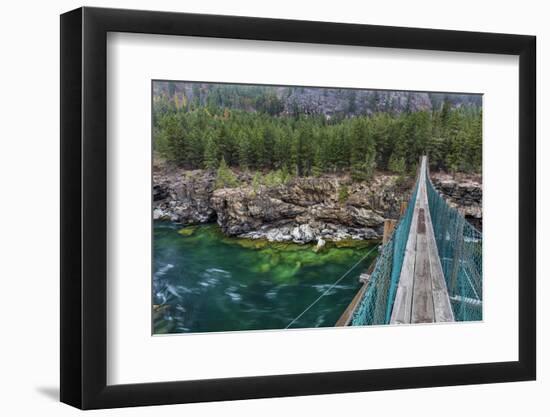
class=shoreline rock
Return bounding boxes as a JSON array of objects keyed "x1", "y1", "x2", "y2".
[{"x1": 153, "y1": 166, "x2": 483, "y2": 242}]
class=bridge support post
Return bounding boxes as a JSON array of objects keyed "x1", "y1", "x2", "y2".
[{"x1": 383, "y1": 219, "x2": 396, "y2": 245}]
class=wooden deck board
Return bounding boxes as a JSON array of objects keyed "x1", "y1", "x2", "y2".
[{"x1": 411, "y1": 217, "x2": 435, "y2": 323}]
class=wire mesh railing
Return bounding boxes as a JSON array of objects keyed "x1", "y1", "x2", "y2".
[
  {"x1": 426, "y1": 172, "x2": 483, "y2": 321},
  {"x1": 350, "y1": 157, "x2": 483, "y2": 326},
  {"x1": 350, "y1": 180, "x2": 419, "y2": 326}
]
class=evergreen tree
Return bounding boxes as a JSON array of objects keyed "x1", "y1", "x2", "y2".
[
  {"x1": 312, "y1": 148, "x2": 323, "y2": 177},
  {"x1": 388, "y1": 152, "x2": 406, "y2": 175},
  {"x1": 350, "y1": 118, "x2": 376, "y2": 181},
  {"x1": 215, "y1": 157, "x2": 239, "y2": 188},
  {"x1": 237, "y1": 131, "x2": 251, "y2": 170},
  {"x1": 203, "y1": 135, "x2": 218, "y2": 170}
]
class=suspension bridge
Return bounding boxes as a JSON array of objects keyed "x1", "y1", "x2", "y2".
[{"x1": 336, "y1": 156, "x2": 482, "y2": 327}]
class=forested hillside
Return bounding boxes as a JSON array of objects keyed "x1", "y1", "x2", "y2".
[{"x1": 153, "y1": 82, "x2": 482, "y2": 178}]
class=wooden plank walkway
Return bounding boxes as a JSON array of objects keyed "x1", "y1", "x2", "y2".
[{"x1": 390, "y1": 156, "x2": 454, "y2": 324}]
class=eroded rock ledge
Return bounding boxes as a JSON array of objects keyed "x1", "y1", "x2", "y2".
[{"x1": 153, "y1": 166, "x2": 482, "y2": 243}]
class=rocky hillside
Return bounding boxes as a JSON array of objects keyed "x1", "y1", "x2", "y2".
[
  {"x1": 153, "y1": 163, "x2": 483, "y2": 243},
  {"x1": 153, "y1": 81, "x2": 481, "y2": 118}
]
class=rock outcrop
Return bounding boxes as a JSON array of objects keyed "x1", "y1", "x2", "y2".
[
  {"x1": 153, "y1": 165, "x2": 483, "y2": 242},
  {"x1": 153, "y1": 166, "x2": 411, "y2": 243},
  {"x1": 153, "y1": 169, "x2": 217, "y2": 224},
  {"x1": 209, "y1": 179, "x2": 391, "y2": 243},
  {"x1": 430, "y1": 172, "x2": 483, "y2": 230}
]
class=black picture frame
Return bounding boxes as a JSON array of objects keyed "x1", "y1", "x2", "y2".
[{"x1": 60, "y1": 6, "x2": 536, "y2": 410}]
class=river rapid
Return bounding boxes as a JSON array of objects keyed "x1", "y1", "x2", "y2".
[{"x1": 153, "y1": 222, "x2": 378, "y2": 334}]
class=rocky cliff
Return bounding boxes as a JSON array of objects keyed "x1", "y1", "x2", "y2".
[
  {"x1": 153, "y1": 82, "x2": 482, "y2": 118},
  {"x1": 153, "y1": 166, "x2": 483, "y2": 243},
  {"x1": 210, "y1": 176, "x2": 408, "y2": 243},
  {"x1": 153, "y1": 166, "x2": 412, "y2": 243},
  {"x1": 431, "y1": 172, "x2": 483, "y2": 230}
]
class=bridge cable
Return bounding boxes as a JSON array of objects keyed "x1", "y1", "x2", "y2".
[{"x1": 285, "y1": 243, "x2": 381, "y2": 329}]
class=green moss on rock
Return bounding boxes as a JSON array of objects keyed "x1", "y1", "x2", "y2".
[{"x1": 178, "y1": 226, "x2": 199, "y2": 237}]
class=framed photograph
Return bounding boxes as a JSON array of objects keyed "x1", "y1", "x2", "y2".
[{"x1": 60, "y1": 6, "x2": 536, "y2": 409}]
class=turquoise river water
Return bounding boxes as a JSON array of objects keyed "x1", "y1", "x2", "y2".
[{"x1": 153, "y1": 222, "x2": 378, "y2": 334}]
